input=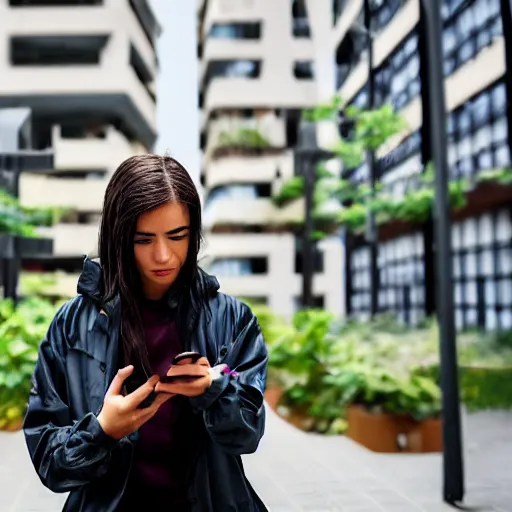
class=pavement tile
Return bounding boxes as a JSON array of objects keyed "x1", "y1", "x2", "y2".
[{"x1": 1, "y1": 406, "x2": 510, "y2": 511}]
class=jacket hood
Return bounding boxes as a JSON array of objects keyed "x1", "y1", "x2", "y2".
[{"x1": 77, "y1": 256, "x2": 220, "y2": 308}]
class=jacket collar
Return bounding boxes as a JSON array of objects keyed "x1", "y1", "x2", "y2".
[{"x1": 77, "y1": 256, "x2": 220, "y2": 316}]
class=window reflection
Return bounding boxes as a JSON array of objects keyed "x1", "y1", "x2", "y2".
[
  {"x1": 374, "y1": 31, "x2": 420, "y2": 110},
  {"x1": 442, "y1": 0, "x2": 503, "y2": 77},
  {"x1": 448, "y1": 81, "x2": 510, "y2": 180}
]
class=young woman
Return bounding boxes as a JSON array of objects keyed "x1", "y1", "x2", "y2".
[{"x1": 23, "y1": 154, "x2": 268, "y2": 511}]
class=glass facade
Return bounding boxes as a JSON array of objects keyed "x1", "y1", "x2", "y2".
[{"x1": 442, "y1": 0, "x2": 503, "y2": 77}]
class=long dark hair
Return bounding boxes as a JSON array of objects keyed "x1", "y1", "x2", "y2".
[{"x1": 98, "y1": 154, "x2": 203, "y2": 372}]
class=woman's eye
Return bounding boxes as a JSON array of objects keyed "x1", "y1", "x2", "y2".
[
  {"x1": 169, "y1": 235, "x2": 188, "y2": 241},
  {"x1": 134, "y1": 239, "x2": 151, "y2": 245}
]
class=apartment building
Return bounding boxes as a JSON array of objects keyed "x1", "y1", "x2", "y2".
[
  {"x1": 197, "y1": 0, "x2": 343, "y2": 318},
  {"x1": 0, "y1": 0, "x2": 159, "y2": 295},
  {"x1": 333, "y1": 0, "x2": 512, "y2": 330}
]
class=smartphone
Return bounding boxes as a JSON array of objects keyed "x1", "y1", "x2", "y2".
[
  {"x1": 159, "y1": 351, "x2": 203, "y2": 383},
  {"x1": 172, "y1": 351, "x2": 202, "y2": 365}
]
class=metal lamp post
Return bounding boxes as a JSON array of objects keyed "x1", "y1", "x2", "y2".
[
  {"x1": 420, "y1": 0, "x2": 464, "y2": 504},
  {"x1": 363, "y1": 0, "x2": 379, "y2": 318},
  {"x1": 294, "y1": 122, "x2": 334, "y2": 309}
]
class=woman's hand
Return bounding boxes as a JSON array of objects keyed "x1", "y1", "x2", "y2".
[
  {"x1": 155, "y1": 356, "x2": 212, "y2": 397},
  {"x1": 97, "y1": 365, "x2": 173, "y2": 440}
]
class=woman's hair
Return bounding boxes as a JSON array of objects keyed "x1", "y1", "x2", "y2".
[{"x1": 98, "y1": 154, "x2": 202, "y2": 371}]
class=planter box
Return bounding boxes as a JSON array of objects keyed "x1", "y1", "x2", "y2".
[
  {"x1": 0, "y1": 234, "x2": 15, "y2": 259},
  {"x1": 346, "y1": 405, "x2": 442, "y2": 453},
  {"x1": 16, "y1": 236, "x2": 53, "y2": 257},
  {"x1": 346, "y1": 405, "x2": 416, "y2": 453},
  {"x1": 406, "y1": 417, "x2": 443, "y2": 453},
  {"x1": 264, "y1": 386, "x2": 284, "y2": 411}
]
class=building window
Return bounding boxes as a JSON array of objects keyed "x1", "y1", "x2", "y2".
[
  {"x1": 292, "y1": 0, "x2": 311, "y2": 38},
  {"x1": 349, "y1": 233, "x2": 425, "y2": 325},
  {"x1": 209, "y1": 22, "x2": 262, "y2": 40},
  {"x1": 210, "y1": 257, "x2": 268, "y2": 276},
  {"x1": 205, "y1": 183, "x2": 272, "y2": 208},
  {"x1": 332, "y1": 0, "x2": 347, "y2": 26},
  {"x1": 373, "y1": 31, "x2": 421, "y2": 110},
  {"x1": 130, "y1": 44, "x2": 155, "y2": 102},
  {"x1": 452, "y1": 209, "x2": 512, "y2": 330},
  {"x1": 379, "y1": 130, "x2": 423, "y2": 198},
  {"x1": 369, "y1": 0, "x2": 406, "y2": 34},
  {"x1": 203, "y1": 60, "x2": 261, "y2": 89},
  {"x1": 129, "y1": 0, "x2": 159, "y2": 50},
  {"x1": 293, "y1": 61, "x2": 314, "y2": 80},
  {"x1": 442, "y1": 0, "x2": 503, "y2": 77},
  {"x1": 10, "y1": 35, "x2": 108, "y2": 66},
  {"x1": 447, "y1": 80, "x2": 509, "y2": 182}
]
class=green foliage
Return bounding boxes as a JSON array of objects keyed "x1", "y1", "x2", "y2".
[
  {"x1": 0, "y1": 189, "x2": 68, "y2": 237},
  {"x1": 253, "y1": 305, "x2": 512, "y2": 433},
  {"x1": 302, "y1": 95, "x2": 343, "y2": 122},
  {"x1": 272, "y1": 176, "x2": 304, "y2": 207},
  {"x1": 477, "y1": 167, "x2": 512, "y2": 186},
  {"x1": 415, "y1": 365, "x2": 512, "y2": 412},
  {"x1": 217, "y1": 127, "x2": 271, "y2": 149},
  {"x1": 0, "y1": 297, "x2": 58, "y2": 429}
]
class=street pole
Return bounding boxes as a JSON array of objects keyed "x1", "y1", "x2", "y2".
[
  {"x1": 295, "y1": 123, "x2": 335, "y2": 309},
  {"x1": 302, "y1": 153, "x2": 315, "y2": 309},
  {"x1": 364, "y1": 0, "x2": 379, "y2": 317},
  {"x1": 421, "y1": 0, "x2": 464, "y2": 503}
]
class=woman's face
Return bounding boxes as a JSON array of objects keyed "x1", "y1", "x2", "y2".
[{"x1": 133, "y1": 201, "x2": 191, "y2": 300}]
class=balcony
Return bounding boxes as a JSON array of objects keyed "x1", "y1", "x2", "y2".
[
  {"x1": 52, "y1": 125, "x2": 137, "y2": 172},
  {"x1": 203, "y1": 38, "x2": 262, "y2": 65},
  {"x1": 0, "y1": 7, "x2": 157, "y2": 148},
  {"x1": 205, "y1": 150, "x2": 293, "y2": 189},
  {"x1": 37, "y1": 223, "x2": 99, "y2": 257},
  {"x1": 203, "y1": 196, "x2": 303, "y2": 230},
  {"x1": 204, "y1": 114, "x2": 286, "y2": 160},
  {"x1": 203, "y1": 0, "x2": 262, "y2": 35},
  {"x1": 0, "y1": 65, "x2": 156, "y2": 149},
  {"x1": 204, "y1": 77, "x2": 316, "y2": 112},
  {"x1": 19, "y1": 174, "x2": 106, "y2": 212}
]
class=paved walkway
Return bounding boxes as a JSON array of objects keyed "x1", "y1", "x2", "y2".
[{"x1": 1, "y1": 407, "x2": 511, "y2": 511}]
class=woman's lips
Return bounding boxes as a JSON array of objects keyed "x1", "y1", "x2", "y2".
[{"x1": 152, "y1": 269, "x2": 174, "y2": 277}]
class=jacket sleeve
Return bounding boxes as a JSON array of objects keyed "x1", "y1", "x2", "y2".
[
  {"x1": 189, "y1": 300, "x2": 268, "y2": 455},
  {"x1": 23, "y1": 302, "x2": 118, "y2": 493}
]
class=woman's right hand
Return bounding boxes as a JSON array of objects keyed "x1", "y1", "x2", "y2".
[{"x1": 97, "y1": 365, "x2": 172, "y2": 440}]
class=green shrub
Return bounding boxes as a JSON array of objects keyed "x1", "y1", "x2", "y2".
[{"x1": 0, "y1": 297, "x2": 58, "y2": 429}]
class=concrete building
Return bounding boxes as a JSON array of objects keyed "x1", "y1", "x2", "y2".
[
  {"x1": 197, "y1": 0, "x2": 343, "y2": 318},
  {"x1": 0, "y1": 0, "x2": 160, "y2": 295},
  {"x1": 333, "y1": 0, "x2": 512, "y2": 329}
]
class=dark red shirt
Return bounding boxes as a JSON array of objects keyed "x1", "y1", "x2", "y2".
[{"x1": 120, "y1": 298, "x2": 204, "y2": 511}]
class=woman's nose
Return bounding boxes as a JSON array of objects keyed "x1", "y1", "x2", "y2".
[{"x1": 153, "y1": 241, "x2": 172, "y2": 264}]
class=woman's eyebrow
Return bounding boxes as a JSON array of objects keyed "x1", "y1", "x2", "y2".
[{"x1": 135, "y1": 226, "x2": 190, "y2": 237}]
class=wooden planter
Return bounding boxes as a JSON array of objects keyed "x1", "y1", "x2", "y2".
[
  {"x1": 0, "y1": 418, "x2": 24, "y2": 432},
  {"x1": 264, "y1": 386, "x2": 283, "y2": 411},
  {"x1": 346, "y1": 405, "x2": 442, "y2": 453},
  {"x1": 406, "y1": 417, "x2": 443, "y2": 453},
  {"x1": 346, "y1": 405, "x2": 415, "y2": 453}
]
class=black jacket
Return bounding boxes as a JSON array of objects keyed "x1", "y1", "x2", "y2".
[{"x1": 23, "y1": 258, "x2": 268, "y2": 511}]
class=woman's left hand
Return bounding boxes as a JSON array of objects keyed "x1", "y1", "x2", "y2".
[{"x1": 155, "y1": 357, "x2": 212, "y2": 397}]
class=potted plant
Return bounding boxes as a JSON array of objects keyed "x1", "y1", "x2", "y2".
[{"x1": 326, "y1": 358, "x2": 442, "y2": 452}]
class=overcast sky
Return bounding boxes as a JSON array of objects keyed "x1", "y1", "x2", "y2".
[{"x1": 150, "y1": 0, "x2": 201, "y2": 183}]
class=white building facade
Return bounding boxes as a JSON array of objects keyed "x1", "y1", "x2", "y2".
[
  {"x1": 197, "y1": 0, "x2": 343, "y2": 318},
  {"x1": 0, "y1": 0, "x2": 159, "y2": 295}
]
